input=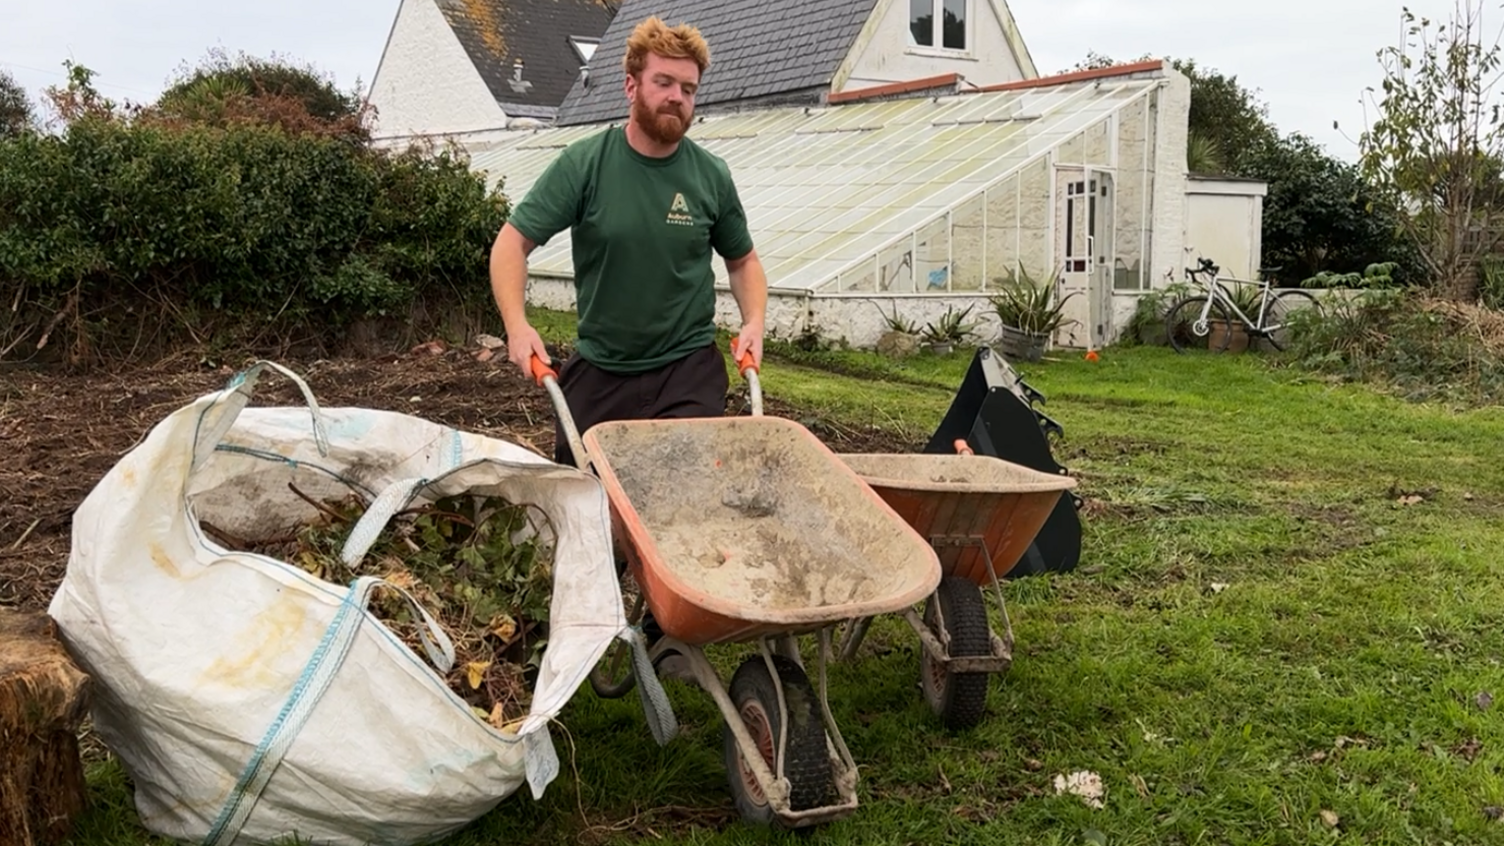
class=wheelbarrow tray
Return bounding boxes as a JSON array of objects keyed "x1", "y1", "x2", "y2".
[
  {"x1": 582, "y1": 416, "x2": 942, "y2": 645},
  {"x1": 837, "y1": 453, "x2": 1076, "y2": 585}
]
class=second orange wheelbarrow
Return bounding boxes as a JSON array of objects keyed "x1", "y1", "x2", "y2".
[
  {"x1": 836, "y1": 442, "x2": 1077, "y2": 729},
  {"x1": 529, "y1": 346, "x2": 941, "y2": 829}
]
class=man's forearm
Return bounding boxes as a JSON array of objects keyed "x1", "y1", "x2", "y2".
[
  {"x1": 727, "y1": 250, "x2": 768, "y2": 328},
  {"x1": 489, "y1": 224, "x2": 534, "y2": 332}
]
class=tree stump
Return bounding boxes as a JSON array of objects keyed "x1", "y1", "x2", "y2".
[{"x1": 0, "y1": 609, "x2": 91, "y2": 846}]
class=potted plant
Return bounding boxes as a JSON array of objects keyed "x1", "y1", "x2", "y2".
[
  {"x1": 1212, "y1": 282, "x2": 1262, "y2": 353},
  {"x1": 874, "y1": 302, "x2": 922, "y2": 358},
  {"x1": 1125, "y1": 289, "x2": 1169, "y2": 347},
  {"x1": 920, "y1": 304, "x2": 979, "y2": 355},
  {"x1": 989, "y1": 265, "x2": 1078, "y2": 362}
]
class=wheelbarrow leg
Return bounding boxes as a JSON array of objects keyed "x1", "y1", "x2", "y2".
[
  {"x1": 976, "y1": 538, "x2": 1016, "y2": 658},
  {"x1": 837, "y1": 616, "x2": 873, "y2": 662},
  {"x1": 774, "y1": 633, "x2": 802, "y2": 667}
]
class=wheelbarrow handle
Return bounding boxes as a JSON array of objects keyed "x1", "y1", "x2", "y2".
[
  {"x1": 730, "y1": 339, "x2": 763, "y2": 417},
  {"x1": 529, "y1": 354, "x2": 590, "y2": 472},
  {"x1": 529, "y1": 355, "x2": 557, "y2": 387}
]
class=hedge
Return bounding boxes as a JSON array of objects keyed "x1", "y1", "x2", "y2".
[{"x1": 0, "y1": 116, "x2": 509, "y2": 360}]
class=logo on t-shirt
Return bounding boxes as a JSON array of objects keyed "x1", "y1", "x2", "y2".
[{"x1": 666, "y1": 192, "x2": 694, "y2": 226}]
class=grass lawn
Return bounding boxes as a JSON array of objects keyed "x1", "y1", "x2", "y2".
[{"x1": 72, "y1": 315, "x2": 1504, "y2": 845}]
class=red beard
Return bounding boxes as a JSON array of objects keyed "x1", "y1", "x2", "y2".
[{"x1": 632, "y1": 96, "x2": 690, "y2": 145}]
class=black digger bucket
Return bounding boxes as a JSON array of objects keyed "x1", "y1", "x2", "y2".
[{"x1": 923, "y1": 346, "x2": 1084, "y2": 578}]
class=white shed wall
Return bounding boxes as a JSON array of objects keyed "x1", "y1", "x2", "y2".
[{"x1": 1184, "y1": 180, "x2": 1268, "y2": 282}]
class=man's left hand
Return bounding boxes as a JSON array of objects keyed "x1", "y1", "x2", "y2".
[{"x1": 733, "y1": 325, "x2": 763, "y2": 371}]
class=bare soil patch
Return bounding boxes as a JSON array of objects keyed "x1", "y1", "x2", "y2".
[{"x1": 0, "y1": 348, "x2": 915, "y2": 612}]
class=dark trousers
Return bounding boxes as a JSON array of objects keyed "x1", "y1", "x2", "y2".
[{"x1": 551, "y1": 342, "x2": 730, "y2": 467}]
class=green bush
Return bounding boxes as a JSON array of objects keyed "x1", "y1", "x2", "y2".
[
  {"x1": 158, "y1": 49, "x2": 363, "y2": 126},
  {"x1": 0, "y1": 117, "x2": 508, "y2": 361},
  {"x1": 1287, "y1": 288, "x2": 1504, "y2": 404},
  {"x1": 1299, "y1": 262, "x2": 1405, "y2": 290}
]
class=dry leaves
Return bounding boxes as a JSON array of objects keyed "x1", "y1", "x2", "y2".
[
  {"x1": 489, "y1": 613, "x2": 518, "y2": 643},
  {"x1": 472, "y1": 333, "x2": 506, "y2": 363},
  {"x1": 465, "y1": 660, "x2": 491, "y2": 690},
  {"x1": 1454, "y1": 737, "x2": 1484, "y2": 762},
  {"x1": 1420, "y1": 296, "x2": 1504, "y2": 357}
]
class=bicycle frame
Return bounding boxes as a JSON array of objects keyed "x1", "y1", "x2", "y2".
[{"x1": 1185, "y1": 267, "x2": 1282, "y2": 336}]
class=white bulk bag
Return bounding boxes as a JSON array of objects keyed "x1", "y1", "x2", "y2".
[{"x1": 48, "y1": 361, "x2": 671, "y2": 846}]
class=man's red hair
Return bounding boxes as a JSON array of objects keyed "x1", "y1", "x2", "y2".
[{"x1": 623, "y1": 16, "x2": 711, "y2": 78}]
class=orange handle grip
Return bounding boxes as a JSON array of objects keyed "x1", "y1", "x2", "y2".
[
  {"x1": 953, "y1": 438, "x2": 974, "y2": 456},
  {"x1": 731, "y1": 339, "x2": 758, "y2": 374},
  {"x1": 529, "y1": 354, "x2": 557, "y2": 387}
]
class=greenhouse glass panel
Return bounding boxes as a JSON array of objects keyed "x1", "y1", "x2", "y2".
[{"x1": 466, "y1": 77, "x2": 1162, "y2": 292}]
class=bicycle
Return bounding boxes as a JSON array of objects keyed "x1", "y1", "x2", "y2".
[{"x1": 1164, "y1": 257, "x2": 1323, "y2": 353}]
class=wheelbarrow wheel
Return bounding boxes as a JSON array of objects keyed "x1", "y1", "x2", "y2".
[
  {"x1": 589, "y1": 640, "x2": 637, "y2": 699},
  {"x1": 921, "y1": 576, "x2": 991, "y2": 730},
  {"x1": 723, "y1": 654, "x2": 834, "y2": 827}
]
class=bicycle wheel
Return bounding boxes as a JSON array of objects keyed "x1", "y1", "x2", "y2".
[
  {"x1": 1261, "y1": 290, "x2": 1323, "y2": 351},
  {"x1": 1165, "y1": 296, "x2": 1233, "y2": 353}
]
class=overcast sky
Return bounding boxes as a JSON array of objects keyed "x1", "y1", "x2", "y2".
[{"x1": 0, "y1": 0, "x2": 1483, "y2": 160}]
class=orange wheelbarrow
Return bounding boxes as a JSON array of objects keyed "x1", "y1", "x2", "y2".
[
  {"x1": 530, "y1": 347, "x2": 941, "y2": 829},
  {"x1": 836, "y1": 442, "x2": 1077, "y2": 729}
]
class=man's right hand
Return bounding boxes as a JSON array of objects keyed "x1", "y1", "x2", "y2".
[{"x1": 507, "y1": 322, "x2": 551, "y2": 377}]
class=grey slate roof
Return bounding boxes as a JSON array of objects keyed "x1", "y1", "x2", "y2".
[
  {"x1": 555, "y1": 0, "x2": 879, "y2": 126},
  {"x1": 436, "y1": 0, "x2": 617, "y2": 118}
]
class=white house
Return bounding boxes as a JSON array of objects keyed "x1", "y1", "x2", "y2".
[
  {"x1": 425, "y1": 0, "x2": 1265, "y2": 351},
  {"x1": 553, "y1": 0, "x2": 1038, "y2": 127},
  {"x1": 366, "y1": 0, "x2": 615, "y2": 141}
]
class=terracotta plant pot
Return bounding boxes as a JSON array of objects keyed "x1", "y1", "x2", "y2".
[
  {"x1": 1208, "y1": 320, "x2": 1249, "y2": 353},
  {"x1": 998, "y1": 324, "x2": 1048, "y2": 362}
]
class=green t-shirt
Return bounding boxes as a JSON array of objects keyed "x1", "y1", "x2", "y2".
[{"x1": 508, "y1": 127, "x2": 755, "y2": 374}]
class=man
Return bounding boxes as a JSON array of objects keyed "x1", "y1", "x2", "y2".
[{"x1": 489, "y1": 15, "x2": 768, "y2": 468}]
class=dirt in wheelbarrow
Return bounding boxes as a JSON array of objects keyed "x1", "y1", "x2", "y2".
[{"x1": 0, "y1": 345, "x2": 915, "y2": 614}]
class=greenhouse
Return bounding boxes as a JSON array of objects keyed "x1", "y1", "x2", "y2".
[{"x1": 465, "y1": 61, "x2": 1206, "y2": 349}]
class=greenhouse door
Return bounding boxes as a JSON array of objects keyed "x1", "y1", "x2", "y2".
[{"x1": 1054, "y1": 168, "x2": 1114, "y2": 349}]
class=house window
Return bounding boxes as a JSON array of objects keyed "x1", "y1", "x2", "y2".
[
  {"x1": 569, "y1": 37, "x2": 599, "y2": 64},
  {"x1": 909, "y1": 0, "x2": 967, "y2": 51}
]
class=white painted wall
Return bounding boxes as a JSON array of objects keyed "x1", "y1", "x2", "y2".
[
  {"x1": 1143, "y1": 70, "x2": 1191, "y2": 292},
  {"x1": 1109, "y1": 71, "x2": 1191, "y2": 345},
  {"x1": 840, "y1": 0, "x2": 1027, "y2": 90},
  {"x1": 367, "y1": 0, "x2": 508, "y2": 140},
  {"x1": 1184, "y1": 178, "x2": 1267, "y2": 282}
]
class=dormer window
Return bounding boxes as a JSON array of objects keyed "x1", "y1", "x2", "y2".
[
  {"x1": 908, "y1": 0, "x2": 967, "y2": 51},
  {"x1": 570, "y1": 36, "x2": 599, "y2": 64}
]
